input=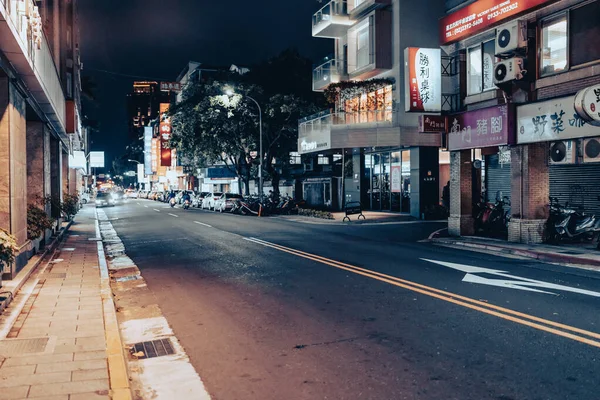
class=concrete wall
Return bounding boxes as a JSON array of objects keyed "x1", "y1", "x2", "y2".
[{"x1": 27, "y1": 122, "x2": 46, "y2": 205}]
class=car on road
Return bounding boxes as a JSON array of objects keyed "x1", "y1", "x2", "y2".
[
  {"x1": 138, "y1": 190, "x2": 148, "y2": 199},
  {"x1": 215, "y1": 193, "x2": 244, "y2": 213},
  {"x1": 95, "y1": 192, "x2": 115, "y2": 207},
  {"x1": 201, "y1": 192, "x2": 223, "y2": 210},
  {"x1": 193, "y1": 192, "x2": 211, "y2": 208}
]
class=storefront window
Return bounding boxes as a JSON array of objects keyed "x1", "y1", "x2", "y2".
[
  {"x1": 541, "y1": 15, "x2": 568, "y2": 76},
  {"x1": 317, "y1": 154, "x2": 329, "y2": 165},
  {"x1": 344, "y1": 85, "x2": 393, "y2": 124},
  {"x1": 467, "y1": 40, "x2": 496, "y2": 95}
]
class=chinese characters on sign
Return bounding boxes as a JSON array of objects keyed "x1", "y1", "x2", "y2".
[
  {"x1": 159, "y1": 103, "x2": 172, "y2": 166},
  {"x1": 151, "y1": 138, "x2": 159, "y2": 173},
  {"x1": 517, "y1": 95, "x2": 600, "y2": 144},
  {"x1": 574, "y1": 85, "x2": 600, "y2": 126},
  {"x1": 144, "y1": 127, "x2": 153, "y2": 175},
  {"x1": 160, "y1": 82, "x2": 182, "y2": 92},
  {"x1": 440, "y1": 0, "x2": 554, "y2": 45},
  {"x1": 447, "y1": 105, "x2": 514, "y2": 151},
  {"x1": 418, "y1": 115, "x2": 446, "y2": 133},
  {"x1": 405, "y1": 48, "x2": 441, "y2": 112}
]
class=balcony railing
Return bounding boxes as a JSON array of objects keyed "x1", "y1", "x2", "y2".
[
  {"x1": 313, "y1": 58, "x2": 344, "y2": 92},
  {"x1": 299, "y1": 109, "x2": 393, "y2": 135},
  {"x1": 312, "y1": 0, "x2": 354, "y2": 38},
  {"x1": 0, "y1": 0, "x2": 67, "y2": 139}
]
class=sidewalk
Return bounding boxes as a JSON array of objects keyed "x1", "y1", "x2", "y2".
[
  {"x1": 0, "y1": 206, "x2": 130, "y2": 399},
  {"x1": 431, "y1": 234, "x2": 600, "y2": 271}
]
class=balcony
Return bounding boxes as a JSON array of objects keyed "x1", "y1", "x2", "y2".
[
  {"x1": 313, "y1": 58, "x2": 345, "y2": 92},
  {"x1": 312, "y1": 0, "x2": 354, "y2": 38},
  {"x1": 348, "y1": 0, "x2": 391, "y2": 18},
  {"x1": 0, "y1": 0, "x2": 67, "y2": 141}
]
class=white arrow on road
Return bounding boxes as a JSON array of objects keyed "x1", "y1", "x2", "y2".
[{"x1": 422, "y1": 259, "x2": 600, "y2": 298}]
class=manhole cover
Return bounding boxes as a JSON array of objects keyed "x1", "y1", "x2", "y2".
[
  {"x1": 130, "y1": 339, "x2": 175, "y2": 359},
  {"x1": 115, "y1": 275, "x2": 140, "y2": 282},
  {"x1": 45, "y1": 273, "x2": 67, "y2": 279},
  {"x1": 0, "y1": 338, "x2": 49, "y2": 356}
]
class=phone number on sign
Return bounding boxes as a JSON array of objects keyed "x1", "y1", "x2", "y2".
[
  {"x1": 447, "y1": 17, "x2": 484, "y2": 38},
  {"x1": 487, "y1": 2, "x2": 519, "y2": 20}
]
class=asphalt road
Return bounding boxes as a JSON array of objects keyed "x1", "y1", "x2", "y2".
[{"x1": 102, "y1": 199, "x2": 600, "y2": 400}]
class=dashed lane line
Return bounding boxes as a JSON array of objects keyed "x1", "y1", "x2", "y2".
[
  {"x1": 168, "y1": 213, "x2": 179, "y2": 218},
  {"x1": 193, "y1": 221, "x2": 212, "y2": 228}
]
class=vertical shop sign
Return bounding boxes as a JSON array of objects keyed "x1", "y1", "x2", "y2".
[
  {"x1": 144, "y1": 127, "x2": 153, "y2": 175},
  {"x1": 405, "y1": 48, "x2": 441, "y2": 112},
  {"x1": 391, "y1": 166, "x2": 402, "y2": 193}
]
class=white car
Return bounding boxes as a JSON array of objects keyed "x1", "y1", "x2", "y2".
[
  {"x1": 201, "y1": 192, "x2": 223, "y2": 210},
  {"x1": 214, "y1": 193, "x2": 244, "y2": 213}
]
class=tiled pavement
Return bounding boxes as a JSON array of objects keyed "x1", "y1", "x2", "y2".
[{"x1": 0, "y1": 209, "x2": 112, "y2": 399}]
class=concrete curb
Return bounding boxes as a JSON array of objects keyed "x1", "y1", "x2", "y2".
[
  {"x1": 431, "y1": 238, "x2": 600, "y2": 271},
  {"x1": 0, "y1": 220, "x2": 73, "y2": 315},
  {"x1": 95, "y1": 212, "x2": 133, "y2": 400}
]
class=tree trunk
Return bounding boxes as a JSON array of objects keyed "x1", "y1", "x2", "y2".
[{"x1": 265, "y1": 154, "x2": 281, "y2": 196}]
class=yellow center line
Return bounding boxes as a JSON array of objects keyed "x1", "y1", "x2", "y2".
[{"x1": 245, "y1": 237, "x2": 600, "y2": 348}]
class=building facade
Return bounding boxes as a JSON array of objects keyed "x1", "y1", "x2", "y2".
[
  {"x1": 126, "y1": 81, "x2": 170, "y2": 142},
  {"x1": 298, "y1": 0, "x2": 447, "y2": 217},
  {"x1": 0, "y1": 0, "x2": 85, "y2": 278},
  {"x1": 442, "y1": 0, "x2": 600, "y2": 243}
]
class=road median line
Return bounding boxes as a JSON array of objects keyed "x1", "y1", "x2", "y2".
[{"x1": 244, "y1": 237, "x2": 600, "y2": 348}]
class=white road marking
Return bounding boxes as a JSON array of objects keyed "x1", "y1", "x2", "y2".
[
  {"x1": 168, "y1": 213, "x2": 179, "y2": 218},
  {"x1": 144, "y1": 205, "x2": 148, "y2": 208},
  {"x1": 422, "y1": 259, "x2": 600, "y2": 298},
  {"x1": 193, "y1": 221, "x2": 212, "y2": 228},
  {"x1": 153, "y1": 209, "x2": 160, "y2": 212}
]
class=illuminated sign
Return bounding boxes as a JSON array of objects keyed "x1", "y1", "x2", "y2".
[
  {"x1": 144, "y1": 127, "x2": 153, "y2": 175},
  {"x1": 160, "y1": 82, "x2": 182, "y2": 92},
  {"x1": 448, "y1": 105, "x2": 514, "y2": 150},
  {"x1": 89, "y1": 151, "x2": 104, "y2": 168},
  {"x1": 151, "y1": 138, "x2": 159, "y2": 172},
  {"x1": 575, "y1": 85, "x2": 600, "y2": 126},
  {"x1": 418, "y1": 115, "x2": 447, "y2": 133},
  {"x1": 69, "y1": 151, "x2": 87, "y2": 170},
  {"x1": 440, "y1": 0, "x2": 555, "y2": 45},
  {"x1": 405, "y1": 48, "x2": 441, "y2": 113}
]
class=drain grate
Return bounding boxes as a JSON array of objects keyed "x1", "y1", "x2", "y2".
[
  {"x1": 0, "y1": 338, "x2": 49, "y2": 356},
  {"x1": 45, "y1": 273, "x2": 67, "y2": 279},
  {"x1": 130, "y1": 339, "x2": 175, "y2": 359}
]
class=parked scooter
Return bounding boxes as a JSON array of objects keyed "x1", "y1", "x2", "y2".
[
  {"x1": 182, "y1": 199, "x2": 190, "y2": 210},
  {"x1": 546, "y1": 197, "x2": 600, "y2": 248},
  {"x1": 474, "y1": 192, "x2": 510, "y2": 235},
  {"x1": 170, "y1": 197, "x2": 176, "y2": 208}
]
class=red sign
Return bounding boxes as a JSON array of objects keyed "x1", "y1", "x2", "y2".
[
  {"x1": 160, "y1": 135, "x2": 171, "y2": 167},
  {"x1": 159, "y1": 122, "x2": 172, "y2": 135},
  {"x1": 418, "y1": 115, "x2": 447, "y2": 133},
  {"x1": 447, "y1": 104, "x2": 514, "y2": 151},
  {"x1": 440, "y1": 0, "x2": 555, "y2": 45}
]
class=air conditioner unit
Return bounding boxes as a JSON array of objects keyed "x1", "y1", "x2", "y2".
[
  {"x1": 495, "y1": 20, "x2": 527, "y2": 56},
  {"x1": 493, "y1": 57, "x2": 524, "y2": 85},
  {"x1": 583, "y1": 137, "x2": 600, "y2": 163},
  {"x1": 304, "y1": 158, "x2": 314, "y2": 172},
  {"x1": 549, "y1": 140, "x2": 576, "y2": 165}
]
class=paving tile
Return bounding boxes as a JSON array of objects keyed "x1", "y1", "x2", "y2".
[
  {"x1": 27, "y1": 379, "x2": 109, "y2": 397},
  {"x1": 0, "y1": 372, "x2": 71, "y2": 387},
  {"x1": 35, "y1": 359, "x2": 106, "y2": 374},
  {"x1": 74, "y1": 337, "x2": 105, "y2": 348},
  {"x1": 73, "y1": 351, "x2": 107, "y2": 361},
  {"x1": 50, "y1": 343, "x2": 105, "y2": 354},
  {"x1": 13, "y1": 395, "x2": 67, "y2": 400},
  {"x1": 71, "y1": 368, "x2": 108, "y2": 382},
  {"x1": 2, "y1": 353, "x2": 73, "y2": 367},
  {"x1": 68, "y1": 392, "x2": 110, "y2": 400},
  {"x1": 0, "y1": 385, "x2": 29, "y2": 399},
  {"x1": 0, "y1": 365, "x2": 36, "y2": 377}
]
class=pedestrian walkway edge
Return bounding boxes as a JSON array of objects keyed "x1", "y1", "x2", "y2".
[
  {"x1": 0, "y1": 220, "x2": 73, "y2": 315},
  {"x1": 95, "y1": 215, "x2": 133, "y2": 400}
]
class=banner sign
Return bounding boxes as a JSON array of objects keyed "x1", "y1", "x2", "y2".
[
  {"x1": 69, "y1": 151, "x2": 86, "y2": 170},
  {"x1": 575, "y1": 85, "x2": 600, "y2": 126},
  {"x1": 160, "y1": 82, "x2": 181, "y2": 92},
  {"x1": 151, "y1": 138, "x2": 159, "y2": 173},
  {"x1": 160, "y1": 136, "x2": 171, "y2": 167},
  {"x1": 159, "y1": 103, "x2": 172, "y2": 167},
  {"x1": 405, "y1": 48, "x2": 441, "y2": 112},
  {"x1": 89, "y1": 151, "x2": 104, "y2": 168},
  {"x1": 517, "y1": 95, "x2": 600, "y2": 144},
  {"x1": 448, "y1": 105, "x2": 514, "y2": 150},
  {"x1": 207, "y1": 167, "x2": 237, "y2": 179},
  {"x1": 391, "y1": 166, "x2": 402, "y2": 193},
  {"x1": 440, "y1": 0, "x2": 555, "y2": 45},
  {"x1": 144, "y1": 127, "x2": 153, "y2": 175},
  {"x1": 418, "y1": 115, "x2": 446, "y2": 133}
]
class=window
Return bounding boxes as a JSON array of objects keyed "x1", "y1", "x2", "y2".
[
  {"x1": 333, "y1": 154, "x2": 343, "y2": 162},
  {"x1": 66, "y1": 72, "x2": 73, "y2": 98},
  {"x1": 356, "y1": 23, "x2": 370, "y2": 69},
  {"x1": 570, "y1": 1, "x2": 600, "y2": 67},
  {"x1": 317, "y1": 154, "x2": 330, "y2": 165},
  {"x1": 467, "y1": 40, "x2": 496, "y2": 95},
  {"x1": 541, "y1": 15, "x2": 567, "y2": 76},
  {"x1": 289, "y1": 152, "x2": 301, "y2": 165}
]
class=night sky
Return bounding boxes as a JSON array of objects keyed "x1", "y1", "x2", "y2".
[{"x1": 79, "y1": 0, "x2": 330, "y2": 170}]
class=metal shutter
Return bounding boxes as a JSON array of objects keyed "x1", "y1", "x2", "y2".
[
  {"x1": 485, "y1": 154, "x2": 511, "y2": 202},
  {"x1": 550, "y1": 164, "x2": 600, "y2": 216}
]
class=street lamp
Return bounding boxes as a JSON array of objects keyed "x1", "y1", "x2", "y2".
[{"x1": 226, "y1": 89, "x2": 263, "y2": 198}]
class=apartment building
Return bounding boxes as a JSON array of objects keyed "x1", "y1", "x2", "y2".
[
  {"x1": 442, "y1": 0, "x2": 600, "y2": 243},
  {"x1": 298, "y1": 0, "x2": 446, "y2": 217},
  {"x1": 0, "y1": 0, "x2": 84, "y2": 278}
]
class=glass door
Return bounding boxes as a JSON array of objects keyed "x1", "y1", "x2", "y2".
[{"x1": 381, "y1": 153, "x2": 391, "y2": 211}]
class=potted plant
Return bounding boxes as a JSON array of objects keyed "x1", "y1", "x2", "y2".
[
  {"x1": 62, "y1": 193, "x2": 80, "y2": 220},
  {"x1": 27, "y1": 204, "x2": 55, "y2": 250},
  {"x1": 0, "y1": 228, "x2": 18, "y2": 287}
]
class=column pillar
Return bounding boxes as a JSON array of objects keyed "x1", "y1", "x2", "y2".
[
  {"x1": 448, "y1": 150, "x2": 474, "y2": 236},
  {"x1": 62, "y1": 148, "x2": 69, "y2": 196},
  {"x1": 410, "y1": 147, "x2": 440, "y2": 219},
  {"x1": 50, "y1": 136, "x2": 61, "y2": 219},
  {"x1": 27, "y1": 121, "x2": 46, "y2": 204},
  {"x1": 0, "y1": 77, "x2": 29, "y2": 277},
  {"x1": 508, "y1": 143, "x2": 549, "y2": 243}
]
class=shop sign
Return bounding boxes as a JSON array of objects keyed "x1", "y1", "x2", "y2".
[
  {"x1": 89, "y1": 151, "x2": 104, "y2": 168},
  {"x1": 405, "y1": 48, "x2": 441, "y2": 112},
  {"x1": 207, "y1": 167, "x2": 237, "y2": 179},
  {"x1": 160, "y1": 82, "x2": 181, "y2": 92},
  {"x1": 69, "y1": 151, "x2": 86, "y2": 170},
  {"x1": 448, "y1": 105, "x2": 514, "y2": 151},
  {"x1": 440, "y1": 0, "x2": 555, "y2": 45},
  {"x1": 391, "y1": 166, "x2": 402, "y2": 193},
  {"x1": 517, "y1": 95, "x2": 600, "y2": 144},
  {"x1": 144, "y1": 127, "x2": 153, "y2": 175},
  {"x1": 574, "y1": 85, "x2": 600, "y2": 126},
  {"x1": 418, "y1": 115, "x2": 446, "y2": 133},
  {"x1": 151, "y1": 138, "x2": 159, "y2": 173},
  {"x1": 160, "y1": 136, "x2": 172, "y2": 166},
  {"x1": 298, "y1": 134, "x2": 330, "y2": 155}
]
